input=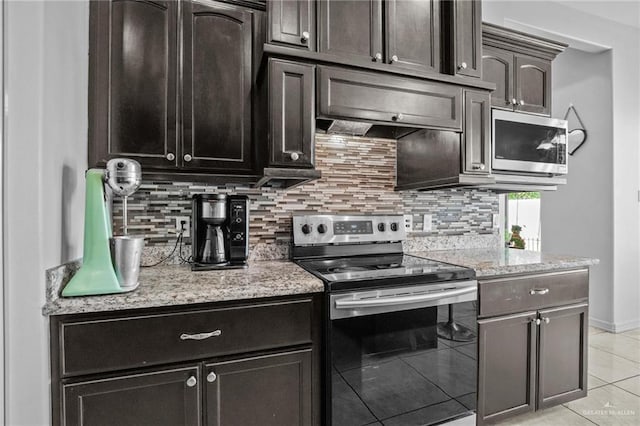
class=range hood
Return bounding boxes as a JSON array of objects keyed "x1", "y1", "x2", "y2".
[{"x1": 254, "y1": 167, "x2": 321, "y2": 189}]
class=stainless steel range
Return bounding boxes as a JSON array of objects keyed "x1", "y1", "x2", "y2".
[{"x1": 292, "y1": 214, "x2": 479, "y2": 426}]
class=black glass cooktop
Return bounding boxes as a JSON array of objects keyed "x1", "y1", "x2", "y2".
[{"x1": 296, "y1": 254, "x2": 475, "y2": 291}]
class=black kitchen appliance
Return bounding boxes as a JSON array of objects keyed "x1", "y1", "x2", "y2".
[
  {"x1": 191, "y1": 194, "x2": 249, "y2": 270},
  {"x1": 292, "y1": 214, "x2": 478, "y2": 426}
]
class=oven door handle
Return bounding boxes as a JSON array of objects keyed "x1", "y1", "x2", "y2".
[{"x1": 334, "y1": 286, "x2": 477, "y2": 309}]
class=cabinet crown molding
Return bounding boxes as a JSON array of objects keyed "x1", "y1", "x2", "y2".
[{"x1": 482, "y1": 22, "x2": 567, "y2": 61}]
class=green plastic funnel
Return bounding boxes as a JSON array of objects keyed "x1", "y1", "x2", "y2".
[{"x1": 62, "y1": 169, "x2": 123, "y2": 296}]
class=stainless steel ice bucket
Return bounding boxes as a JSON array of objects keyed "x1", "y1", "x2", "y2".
[{"x1": 110, "y1": 236, "x2": 145, "y2": 290}]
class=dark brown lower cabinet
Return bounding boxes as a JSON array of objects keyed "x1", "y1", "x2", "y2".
[
  {"x1": 478, "y1": 311, "x2": 538, "y2": 424},
  {"x1": 537, "y1": 303, "x2": 588, "y2": 409},
  {"x1": 205, "y1": 350, "x2": 312, "y2": 426},
  {"x1": 62, "y1": 366, "x2": 201, "y2": 426},
  {"x1": 477, "y1": 269, "x2": 589, "y2": 425},
  {"x1": 51, "y1": 295, "x2": 321, "y2": 426}
]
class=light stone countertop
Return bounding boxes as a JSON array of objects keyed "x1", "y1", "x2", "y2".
[
  {"x1": 409, "y1": 247, "x2": 599, "y2": 278},
  {"x1": 43, "y1": 260, "x2": 324, "y2": 316}
]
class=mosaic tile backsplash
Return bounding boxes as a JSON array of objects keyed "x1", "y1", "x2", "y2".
[{"x1": 113, "y1": 134, "x2": 499, "y2": 250}]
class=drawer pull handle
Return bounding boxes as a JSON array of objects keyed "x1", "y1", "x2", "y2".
[
  {"x1": 207, "y1": 372, "x2": 217, "y2": 383},
  {"x1": 186, "y1": 376, "x2": 197, "y2": 387},
  {"x1": 529, "y1": 288, "x2": 549, "y2": 295},
  {"x1": 180, "y1": 330, "x2": 222, "y2": 341}
]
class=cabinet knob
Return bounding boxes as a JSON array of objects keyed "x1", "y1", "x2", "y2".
[
  {"x1": 184, "y1": 154, "x2": 192, "y2": 162},
  {"x1": 374, "y1": 52, "x2": 382, "y2": 62},
  {"x1": 166, "y1": 152, "x2": 175, "y2": 161},
  {"x1": 519, "y1": 100, "x2": 525, "y2": 106},
  {"x1": 392, "y1": 113, "x2": 404, "y2": 122},
  {"x1": 207, "y1": 372, "x2": 217, "y2": 383},
  {"x1": 458, "y1": 62, "x2": 468, "y2": 70},
  {"x1": 390, "y1": 55, "x2": 399, "y2": 63},
  {"x1": 301, "y1": 31, "x2": 310, "y2": 43},
  {"x1": 472, "y1": 164, "x2": 486, "y2": 170},
  {"x1": 511, "y1": 98, "x2": 518, "y2": 105},
  {"x1": 186, "y1": 376, "x2": 197, "y2": 387},
  {"x1": 290, "y1": 152, "x2": 300, "y2": 161},
  {"x1": 543, "y1": 317, "x2": 550, "y2": 324},
  {"x1": 532, "y1": 318, "x2": 541, "y2": 325}
]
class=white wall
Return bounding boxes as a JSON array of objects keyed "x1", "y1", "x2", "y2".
[
  {"x1": 5, "y1": 1, "x2": 87, "y2": 424},
  {"x1": 542, "y1": 47, "x2": 614, "y2": 329},
  {"x1": 483, "y1": 0, "x2": 640, "y2": 331}
]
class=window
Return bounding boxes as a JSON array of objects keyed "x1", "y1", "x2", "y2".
[{"x1": 504, "y1": 192, "x2": 541, "y2": 251}]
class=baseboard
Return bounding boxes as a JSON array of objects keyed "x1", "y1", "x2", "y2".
[{"x1": 590, "y1": 317, "x2": 640, "y2": 333}]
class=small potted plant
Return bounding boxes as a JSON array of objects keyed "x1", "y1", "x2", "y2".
[{"x1": 509, "y1": 225, "x2": 526, "y2": 249}]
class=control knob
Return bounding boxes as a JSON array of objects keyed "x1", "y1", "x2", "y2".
[
  {"x1": 390, "y1": 222, "x2": 398, "y2": 232},
  {"x1": 301, "y1": 224, "x2": 312, "y2": 235},
  {"x1": 377, "y1": 223, "x2": 385, "y2": 232},
  {"x1": 317, "y1": 224, "x2": 328, "y2": 234}
]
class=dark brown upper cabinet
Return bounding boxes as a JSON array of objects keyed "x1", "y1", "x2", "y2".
[
  {"x1": 481, "y1": 45, "x2": 513, "y2": 109},
  {"x1": 89, "y1": 0, "x2": 265, "y2": 177},
  {"x1": 385, "y1": 0, "x2": 440, "y2": 73},
  {"x1": 482, "y1": 23, "x2": 565, "y2": 116},
  {"x1": 88, "y1": 0, "x2": 179, "y2": 170},
  {"x1": 182, "y1": 0, "x2": 255, "y2": 173},
  {"x1": 317, "y1": 0, "x2": 383, "y2": 66},
  {"x1": 268, "y1": 0, "x2": 315, "y2": 50},
  {"x1": 515, "y1": 54, "x2": 552, "y2": 115},
  {"x1": 450, "y1": 0, "x2": 482, "y2": 78},
  {"x1": 463, "y1": 90, "x2": 491, "y2": 174},
  {"x1": 269, "y1": 59, "x2": 315, "y2": 168}
]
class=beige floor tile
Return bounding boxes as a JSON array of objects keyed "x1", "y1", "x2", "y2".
[
  {"x1": 589, "y1": 347, "x2": 640, "y2": 383},
  {"x1": 495, "y1": 405, "x2": 594, "y2": 425},
  {"x1": 565, "y1": 384, "x2": 640, "y2": 425},
  {"x1": 590, "y1": 333, "x2": 640, "y2": 363},
  {"x1": 589, "y1": 375, "x2": 608, "y2": 390},
  {"x1": 622, "y1": 328, "x2": 640, "y2": 341},
  {"x1": 614, "y1": 376, "x2": 640, "y2": 397},
  {"x1": 590, "y1": 326, "x2": 607, "y2": 335}
]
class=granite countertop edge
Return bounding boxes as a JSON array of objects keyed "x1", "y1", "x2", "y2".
[
  {"x1": 43, "y1": 260, "x2": 324, "y2": 316},
  {"x1": 409, "y1": 248, "x2": 599, "y2": 278}
]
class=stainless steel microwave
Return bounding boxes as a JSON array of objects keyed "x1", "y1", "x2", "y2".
[{"x1": 492, "y1": 110, "x2": 568, "y2": 175}]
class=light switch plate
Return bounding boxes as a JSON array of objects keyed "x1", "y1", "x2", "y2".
[
  {"x1": 403, "y1": 214, "x2": 413, "y2": 232},
  {"x1": 423, "y1": 214, "x2": 432, "y2": 232}
]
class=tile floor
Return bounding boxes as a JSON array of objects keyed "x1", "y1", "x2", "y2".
[{"x1": 497, "y1": 326, "x2": 640, "y2": 425}]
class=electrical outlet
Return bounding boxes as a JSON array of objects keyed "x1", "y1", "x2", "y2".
[
  {"x1": 176, "y1": 216, "x2": 191, "y2": 238},
  {"x1": 423, "y1": 214, "x2": 432, "y2": 232},
  {"x1": 492, "y1": 213, "x2": 500, "y2": 228},
  {"x1": 403, "y1": 214, "x2": 413, "y2": 232}
]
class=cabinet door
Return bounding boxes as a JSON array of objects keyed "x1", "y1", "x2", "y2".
[
  {"x1": 269, "y1": 59, "x2": 315, "y2": 168},
  {"x1": 538, "y1": 303, "x2": 588, "y2": 409},
  {"x1": 205, "y1": 350, "x2": 312, "y2": 426},
  {"x1": 454, "y1": 0, "x2": 481, "y2": 78},
  {"x1": 482, "y1": 46, "x2": 514, "y2": 110},
  {"x1": 477, "y1": 311, "x2": 537, "y2": 424},
  {"x1": 269, "y1": 0, "x2": 315, "y2": 50},
  {"x1": 88, "y1": 0, "x2": 178, "y2": 169},
  {"x1": 515, "y1": 54, "x2": 552, "y2": 115},
  {"x1": 385, "y1": 0, "x2": 440, "y2": 73},
  {"x1": 463, "y1": 91, "x2": 491, "y2": 174},
  {"x1": 182, "y1": 0, "x2": 254, "y2": 173},
  {"x1": 62, "y1": 366, "x2": 200, "y2": 426},
  {"x1": 318, "y1": 0, "x2": 383, "y2": 66}
]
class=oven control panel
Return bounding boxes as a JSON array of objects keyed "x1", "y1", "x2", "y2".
[{"x1": 293, "y1": 214, "x2": 406, "y2": 245}]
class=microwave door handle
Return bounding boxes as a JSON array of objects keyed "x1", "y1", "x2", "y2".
[{"x1": 334, "y1": 286, "x2": 477, "y2": 309}]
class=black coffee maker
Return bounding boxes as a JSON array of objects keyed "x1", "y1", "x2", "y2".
[{"x1": 191, "y1": 194, "x2": 249, "y2": 270}]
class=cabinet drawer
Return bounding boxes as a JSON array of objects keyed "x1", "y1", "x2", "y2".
[
  {"x1": 317, "y1": 66, "x2": 462, "y2": 130},
  {"x1": 59, "y1": 299, "x2": 313, "y2": 377},
  {"x1": 479, "y1": 269, "x2": 588, "y2": 318}
]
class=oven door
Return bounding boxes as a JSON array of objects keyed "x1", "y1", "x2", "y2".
[
  {"x1": 492, "y1": 109, "x2": 568, "y2": 175},
  {"x1": 328, "y1": 280, "x2": 478, "y2": 426}
]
